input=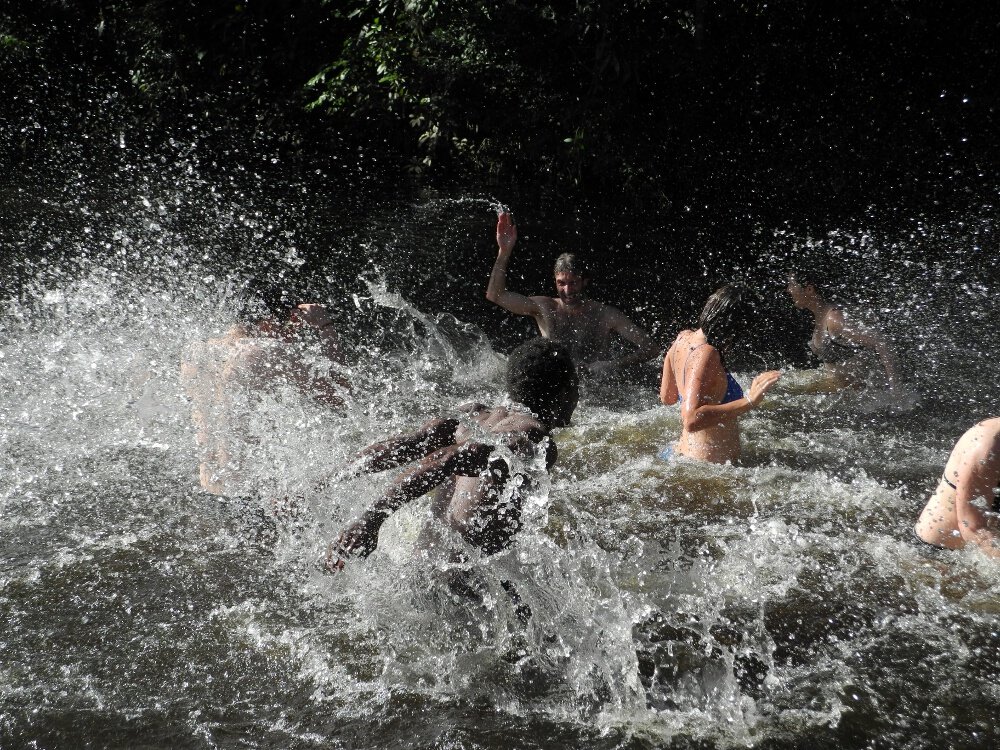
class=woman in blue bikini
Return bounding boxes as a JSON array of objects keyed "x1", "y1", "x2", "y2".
[{"x1": 659, "y1": 285, "x2": 782, "y2": 464}]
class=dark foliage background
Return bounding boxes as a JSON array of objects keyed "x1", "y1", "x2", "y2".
[{"x1": 2, "y1": 1, "x2": 997, "y2": 356}]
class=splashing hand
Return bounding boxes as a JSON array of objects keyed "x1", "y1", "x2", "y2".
[
  {"x1": 747, "y1": 370, "x2": 783, "y2": 407},
  {"x1": 325, "y1": 516, "x2": 381, "y2": 573},
  {"x1": 496, "y1": 212, "x2": 517, "y2": 254}
]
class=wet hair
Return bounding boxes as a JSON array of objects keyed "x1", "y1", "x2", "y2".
[
  {"x1": 553, "y1": 253, "x2": 589, "y2": 278},
  {"x1": 787, "y1": 270, "x2": 830, "y2": 299},
  {"x1": 506, "y1": 338, "x2": 579, "y2": 427},
  {"x1": 696, "y1": 284, "x2": 754, "y2": 355}
]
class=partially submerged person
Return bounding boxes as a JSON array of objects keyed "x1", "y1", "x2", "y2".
[
  {"x1": 914, "y1": 417, "x2": 1000, "y2": 558},
  {"x1": 486, "y1": 211, "x2": 657, "y2": 378},
  {"x1": 180, "y1": 287, "x2": 347, "y2": 497},
  {"x1": 786, "y1": 271, "x2": 902, "y2": 393},
  {"x1": 659, "y1": 285, "x2": 782, "y2": 464},
  {"x1": 328, "y1": 337, "x2": 578, "y2": 572}
]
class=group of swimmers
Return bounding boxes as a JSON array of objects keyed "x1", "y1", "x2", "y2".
[{"x1": 181, "y1": 211, "x2": 1000, "y2": 576}]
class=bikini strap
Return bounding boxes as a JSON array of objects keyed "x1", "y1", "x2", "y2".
[{"x1": 679, "y1": 341, "x2": 707, "y2": 390}]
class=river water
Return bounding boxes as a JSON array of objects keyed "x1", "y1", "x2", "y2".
[{"x1": 2, "y1": 156, "x2": 1000, "y2": 749}]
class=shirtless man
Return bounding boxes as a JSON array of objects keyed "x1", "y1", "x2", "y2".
[
  {"x1": 180, "y1": 290, "x2": 346, "y2": 497},
  {"x1": 915, "y1": 418, "x2": 1000, "y2": 558},
  {"x1": 486, "y1": 212, "x2": 657, "y2": 377},
  {"x1": 328, "y1": 337, "x2": 578, "y2": 571}
]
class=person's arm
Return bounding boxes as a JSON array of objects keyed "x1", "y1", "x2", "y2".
[
  {"x1": 828, "y1": 310, "x2": 901, "y2": 388},
  {"x1": 485, "y1": 212, "x2": 544, "y2": 318},
  {"x1": 343, "y1": 417, "x2": 461, "y2": 478},
  {"x1": 327, "y1": 441, "x2": 497, "y2": 570},
  {"x1": 952, "y1": 437, "x2": 1000, "y2": 559},
  {"x1": 679, "y1": 349, "x2": 781, "y2": 430},
  {"x1": 293, "y1": 303, "x2": 343, "y2": 364},
  {"x1": 290, "y1": 303, "x2": 351, "y2": 400},
  {"x1": 659, "y1": 341, "x2": 679, "y2": 405},
  {"x1": 590, "y1": 307, "x2": 658, "y2": 375}
]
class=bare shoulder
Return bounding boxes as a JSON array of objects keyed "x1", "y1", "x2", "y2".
[
  {"x1": 597, "y1": 302, "x2": 627, "y2": 321},
  {"x1": 531, "y1": 295, "x2": 560, "y2": 311},
  {"x1": 968, "y1": 418, "x2": 1000, "y2": 456},
  {"x1": 953, "y1": 419, "x2": 1000, "y2": 471},
  {"x1": 825, "y1": 306, "x2": 847, "y2": 332}
]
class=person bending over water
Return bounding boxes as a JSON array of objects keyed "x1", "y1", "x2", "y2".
[
  {"x1": 328, "y1": 338, "x2": 578, "y2": 572},
  {"x1": 486, "y1": 211, "x2": 657, "y2": 378},
  {"x1": 659, "y1": 285, "x2": 782, "y2": 464},
  {"x1": 180, "y1": 287, "x2": 347, "y2": 497},
  {"x1": 786, "y1": 271, "x2": 902, "y2": 392},
  {"x1": 914, "y1": 417, "x2": 1000, "y2": 558}
]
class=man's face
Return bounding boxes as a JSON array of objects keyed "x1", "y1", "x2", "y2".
[
  {"x1": 555, "y1": 272, "x2": 587, "y2": 303},
  {"x1": 786, "y1": 282, "x2": 809, "y2": 309}
]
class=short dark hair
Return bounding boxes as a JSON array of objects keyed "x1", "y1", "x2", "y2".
[
  {"x1": 553, "y1": 253, "x2": 589, "y2": 278},
  {"x1": 697, "y1": 284, "x2": 753, "y2": 355},
  {"x1": 506, "y1": 338, "x2": 578, "y2": 426},
  {"x1": 238, "y1": 279, "x2": 298, "y2": 325},
  {"x1": 787, "y1": 269, "x2": 830, "y2": 298}
]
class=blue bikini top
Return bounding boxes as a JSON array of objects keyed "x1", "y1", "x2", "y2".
[{"x1": 678, "y1": 343, "x2": 744, "y2": 404}]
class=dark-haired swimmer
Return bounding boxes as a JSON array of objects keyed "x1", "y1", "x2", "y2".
[
  {"x1": 786, "y1": 272, "x2": 902, "y2": 393},
  {"x1": 914, "y1": 418, "x2": 1000, "y2": 559},
  {"x1": 328, "y1": 338, "x2": 579, "y2": 571},
  {"x1": 660, "y1": 285, "x2": 782, "y2": 464},
  {"x1": 486, "y1": 212, "x2": 657, "y2": 377}
]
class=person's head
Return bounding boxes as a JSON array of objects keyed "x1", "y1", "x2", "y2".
[
  {"x1": 696, "y1": 284, "x2": 754, "y2": 355},
  {"x1": 506, "y1": 338, "x2": 579, "y2": 428},
  {"x1": 238, "y1": 280, "x2": 298, "y2": 327},
  {"x1": 786, "y1": 271, "x2": 827, "y2": 310},
  {"x1": 553, "y1": 254, "x2": 589, "y2": 303}
]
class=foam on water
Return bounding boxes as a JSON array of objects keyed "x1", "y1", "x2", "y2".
[{"x1": 3, "y1": 157, "x2": 1000, "y2": 748}]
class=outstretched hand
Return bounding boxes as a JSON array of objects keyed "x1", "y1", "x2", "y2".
[
  {"x1": 496, "y1": 211, "x2": 517, "y2": 254},
  {"x1": 748, "y1": 370, "x2": 783, "y2": 407},
  {"x1": 325, "y1": 516, "x2": 381, "y2": 573}
]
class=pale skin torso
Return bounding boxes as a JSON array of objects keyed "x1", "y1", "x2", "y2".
[
  {"x1": 660, "y1": 329, "x2": 781, "y2": 464},
  {"x1": 914, "y1": 418, "x2": 1000, "y2": 558},
  {"x1": 180, "y1": 305, "x2": 344, "y2": 495}
]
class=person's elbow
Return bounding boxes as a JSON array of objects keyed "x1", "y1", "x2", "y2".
[{"x1": 680, "y1": 409, "x2": 701, "y2": 431}]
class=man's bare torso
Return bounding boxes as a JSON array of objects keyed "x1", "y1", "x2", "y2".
[{"x1": 531, "y1": 297, "x2": 612, "y2": 364}]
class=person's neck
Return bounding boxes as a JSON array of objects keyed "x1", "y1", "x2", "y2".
[{"x1": 809, "y1": 299, "x2": 833, "y2": 318}]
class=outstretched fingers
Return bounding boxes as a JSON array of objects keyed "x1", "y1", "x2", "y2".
[
  {"x1": 750, "y1": 370, "x2": 783, "y2": 405},
  {"x1": 496, "y1": 211, "x2": 517, "y2": 251}
]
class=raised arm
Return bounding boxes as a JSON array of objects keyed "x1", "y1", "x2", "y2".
[
  {"x1": 485, "y1": 212, "x2": 544, "y2": 318},
  {"x1": 328, "y1": 441, "x2": 496, "y2": 570},
  {"x1": 828, "y1": 309, "x2": 901, "y2": 388}
]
